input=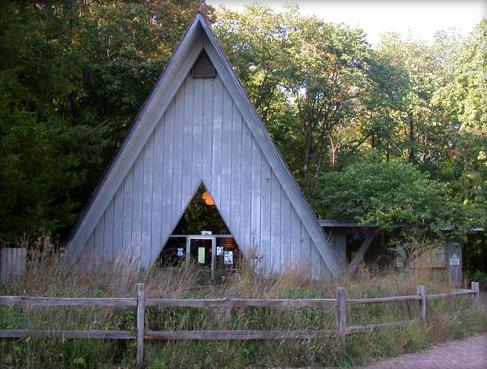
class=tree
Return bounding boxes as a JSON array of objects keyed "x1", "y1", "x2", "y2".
[
  {"x1": 432, "y1": 21, "x2": 487, "y2": 227},
  {"x1": 315, "y1": 161, "x2": 459, "y2": 233},
  {"x1": 215, "y1": 5, "x2": 376, "y2": 196},
  {"x1": 0, "y1": 0, "x2": 213, "y2": 243}
]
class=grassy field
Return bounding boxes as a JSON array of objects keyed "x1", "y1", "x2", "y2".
[{"x1": 0, "y1": 253, "x2": 485, "y2": 369}]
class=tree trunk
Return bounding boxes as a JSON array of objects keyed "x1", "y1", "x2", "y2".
[
  {"x1": 408, "y1": 116, "x2": 415, "y2": 161},
  {"x1": 302, "y1": 122, "x2": 313, "y2": 190}
]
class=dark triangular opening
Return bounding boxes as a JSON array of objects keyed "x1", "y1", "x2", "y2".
[
  {"x1": 173, "y1": 183, "x2": 229, "y2": 234},
  {"x1": 156, "y1": 184, "x2": 241, "y2": 273},
  {"x1": 191, "y1": 50, "x2": 216, "y2": 79}
]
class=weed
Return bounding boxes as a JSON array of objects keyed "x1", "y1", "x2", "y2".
[{"x1": 0, "y1": 248, "x2": 485, "y2": 368}]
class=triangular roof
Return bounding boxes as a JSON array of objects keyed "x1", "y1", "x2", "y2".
[{"x1": 67, "y1": 13, "x2": 341, "y2": 276}]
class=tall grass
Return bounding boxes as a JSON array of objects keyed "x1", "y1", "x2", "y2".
[{"x1": 0, "y1": 250, "x2": 485, "y2": 369}]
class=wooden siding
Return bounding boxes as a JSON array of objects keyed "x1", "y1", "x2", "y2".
[
  {"x1": 0, "y1": 248, "x2": 26, "y2": 282},
  {"x1": 67, "y1": 15, "x2": 341, "y2": 276},
  {"x1": 79, "y1": 73, "x2": 330, "y2": 276}
]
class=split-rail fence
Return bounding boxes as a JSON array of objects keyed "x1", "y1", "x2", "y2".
[{"x1": 0, "y1": 282, "x2": 481, "y2": 367}]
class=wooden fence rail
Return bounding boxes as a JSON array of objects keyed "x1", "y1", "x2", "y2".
[{"x1": 0, "y1": 281, "x2": 480, "y2": 368}]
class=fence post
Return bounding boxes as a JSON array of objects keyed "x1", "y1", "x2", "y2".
[
  {"x1": 336, "y1": 287, "x2": 346, "y2": 337},
  {"x1": 471, "y1": 281, "x2": 480, "y2": 307},
  {"x1": 416, "y1": 285, "x2": 426, "y2": 321},
  {"x1": 136, "y1": 283, "x2": 145, "y2": 368}
]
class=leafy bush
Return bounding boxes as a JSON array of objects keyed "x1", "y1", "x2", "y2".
[{"x1": 316, "y1": 161, "x2": 461, "y2": 232}]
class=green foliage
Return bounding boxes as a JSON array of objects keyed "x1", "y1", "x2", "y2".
[
  {"x1": 214, "y1": 5, "x2": 376, "y2": 195},
  {"x1": 0, "y1": 0, "x2": 213, "y2": 243},
  {"x1": 0, "y1": 3, "x2": 485, "y2": 266},
  {"x1": 316, "y1": 161, "x2": 456, "y2": 231}
]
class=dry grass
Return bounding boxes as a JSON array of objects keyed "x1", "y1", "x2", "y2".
[{"x1": 0, "y1": 245, "x2": 485, "y2": 369}]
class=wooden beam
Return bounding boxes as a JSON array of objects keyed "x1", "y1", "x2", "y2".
[
  {"x1": 145, "y1": 297, "x2": 337, "y2": 308},
  {"x1": 336, "y1": 287, "x2": 346, "y2": 337},
  {"x1": 417, "y1": 285, "x2": 426, "y2": 321},
  {"x1": 347, "y1": 295, "x2": 420, "y2": 305},
  {"x1": 346, "y1": 320, "x2": 413, "y2": 334},
  {"x1": 185, "y1": 236, "x2": 190, "y2": 267},
  {"x1": 471, "y1": 281, "x2": 480, "y2": 307},
  {"x1": 211, "y1": 236, "x2": 216, "y2": 279},
  {"x1": 0, "y1": 329, "x2": 134, "y2": 339},
  {"x1": 426, "y1": 290, "x2": 475, "y2": 300},
  {"x1": 136, "y1": 283, "x2": 145, "y2": 367},
  {"x1": 0, "y1": 296, "x2": 137, "y2": 307},
  {"x1": 145, "y1": 329, "x2": 336, "y2": 340},
  {"x1": 349, "y1": 231, "x2": 377, "y2": 273}
]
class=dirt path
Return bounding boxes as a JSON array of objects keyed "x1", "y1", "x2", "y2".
[{"x1": 354, "y1": 334, "x2": 487, "y2": 369}]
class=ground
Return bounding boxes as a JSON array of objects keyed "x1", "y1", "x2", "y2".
[
  {"x1": 354, "y1": 334, "x2": 487, "y2": 369},
  {"x1": 353, "y1": 291, "x2": 487, "y2": 369}
]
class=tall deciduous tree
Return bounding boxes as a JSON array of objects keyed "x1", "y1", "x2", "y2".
[{"x1": 0, "y1": 0, "x2": 213, "y2": 243}]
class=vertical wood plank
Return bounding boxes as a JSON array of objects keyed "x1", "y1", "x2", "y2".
[
  {"x1": 185, "y1": 236, "x2": 191, "y2": 266},
  {"x1": 3, "y1": 248, "x2": 7, "y2": 279},
  {"x1": 280, "y1": 191, "x2": 291, "y2": 271},
  {"x1": 1, "y1": 249, "x2": 6, "y2": 281},
  {"x1": 471, "y1": 281, "x2": 480, "y2": 307},
  {"x1": 270, "y1": 172, "x2": 281, "y2": 273},
  {"x1": 136, "y1": 283, "x2": 145, "y2": 367},
  {"x1": 141, "y1": 133, "x2": 154, "y2": 267},
  {"x1": 132, "y1": 151, "x2": 144, "y2": 264},
  {"x1": 19, "y1": 248, "x2": 26, "y2": 275},
  {"x1": 103, "y1": 201, "x2": 115, "y2": 260},
  {"x1": 15, "y1": 249, "x2": 20, "y2": 278},
  {"x1": 417, "y1": 285, "x2": 426, "y2": 321},
  {"x1": 113, "y1": 183, "x2": 124, "y2": 258},
  {"x1": 336, "y1": 287, "x2": 346, "y2": 336},
  {"x1": 94, "y1": 215, "x2": 105, "y2": 261},
  {"x1": 10, "y1": 249, "x2": 15, "y2": 278},
  {"x1": 220, "y1": 86, "x2": 233, "y2": 222},
  {"x1": 230, "y1": 107, "x2": 242, "y2": 237},
  {"x1": 290, "y1": 208, "x2": 300, "y2": 265},
  {"x1": 211, "y1": 237, "x2": 216, "y2": 279},
  {"x1": 182, "y1": 77, "x2": 195, "y2": 210},
  {"x1": 123, "y1": 168, "x2": 134, "y2": 256},
  {"x1": 192, "y1": 78, "x2": 204, "y2": 181},
  {"x1": 9, "y1": 249, "x2": 14, "y2": 279},
  {"x1": 171, "y1": 84, "x2": 185, "y2": 227},
  {"x1": 300, "y1": 223, "x2": 311, "y2": 270},
  {"x1": 211, "y1": 77, "x2": 223, "y2": 204},
  {"x1": 5, "y1": 248, "x2": 10, "y2": 280},
  {"x1": 85, "y1": 233, "x2": 95, "y2": 263},
  {"x1": 250, "y1": 139, "x2": 261, "y2": 271},
  {"x1": 151, "y1": 118, "x2": 165, "y2": 263},
  {"x1": 239, "y1": 122, "x2": 252, "y2": 255},
  {"x1": 10, "y1": 249, "x2": 14, "y2": 279},
  {"x1": 306, "y1": 233, "x2": 324, "y2": 278},
  {"x1": 202, "y1": 79, "x2": 214, "y2": 184},
  {"x1": 260, "y1": 157, "x2": 271, "y2": 273},
  {"x1": 161, "y1": 102, "x2": 175, "y2": 240},
  {"x1": 8, "y1": 249, "x2": 13, "y2": 279}
]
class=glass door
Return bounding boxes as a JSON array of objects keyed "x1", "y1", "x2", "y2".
[{"x1": 188, "y1": 236, "x2": 216, "y2": 276}]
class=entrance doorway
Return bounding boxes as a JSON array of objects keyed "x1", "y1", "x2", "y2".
[
  {"x1": 157, "y1": 183, "x2": 241, "y2": 276},
  {"x1": 185, "y1": 234, "x2": 239, "y2": 277},
  {"x1": 189, "y1": 236, "x2": 213, "y2": 273}
]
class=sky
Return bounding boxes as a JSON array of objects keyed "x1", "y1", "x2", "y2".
[{"x1": 207, "y1": 0, "x2": 486, "y2": 46}]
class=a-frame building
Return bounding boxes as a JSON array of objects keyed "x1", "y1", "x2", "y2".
[{"x1": 66, "y1": 14, "x2": 342, "y2": 277}]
